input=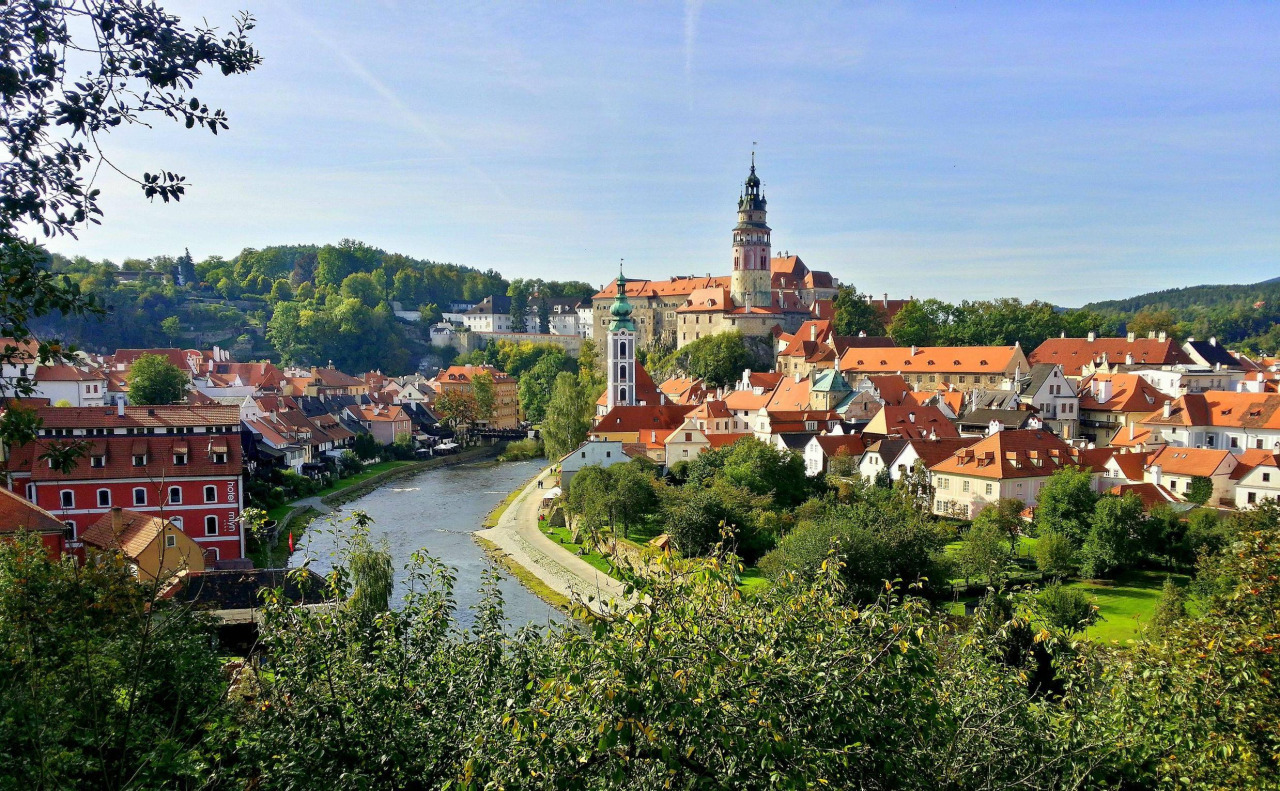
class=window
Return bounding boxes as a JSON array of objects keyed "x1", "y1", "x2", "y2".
[
  {"x1": 168, "y1": 486, "x2": 182, "y2": 505},
  {"x1": 133, "y1": 487, "x2": 146, "y2": 506},
  {"x1": 97, "y1": 489, "x2": 110, "y2": 507},
  {"x1": 985, "y1": 483, "x2": 993, "y2": 495},
  {"x1": 132, "y1": 454, "x2": 146, "y2": 466},
  {"x1": 204, "y1": 485, "x2": 217, "y2": 503},
  {"x1": 90, "y1": 454, "x2": 105, "y2": 468},
  {"x1": 684, "y1": 432, "x2": 692, "y2": 442},
  {"x1": 212, "y1": 451, "x2": 227, "y2": 463},
  {"x1": 59, "y1": 490, "x2": 74, "y2": 509},
  {"x1": 173, "y1": 452, "x2": 188, "y2": 465},
  {"x1": 165, "y1": 534, "x2": 177, "y2": 548},
  {"x1": 63, "y1": 521, "x2": 76, "y2": 541},
  {"x1": 204, "y1": 515, "x2": 218, "y2": 536},
  {"x1": 170, "y1": 516, "x2": 183, "y2": 529},
  {"x1": 1230, "y1": 436, "x2": 1239, "y2": 449},
  {"x1": 1264, "y1": 473, "x2": 1272, "y2": 483},
  {"x1": 961, "y1": 480, "x2": 970, "y2": 493},
  {"x1": 1248, "y1": 492, "x2": 1258, "y2": 504}
]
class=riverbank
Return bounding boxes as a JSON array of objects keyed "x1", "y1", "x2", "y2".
[
  {"x1": 251, "y1": 445, "x2": 503, "y2": 568},
  {"x1": 474, "y1": 466, "x2": 630, "y2": 616}
]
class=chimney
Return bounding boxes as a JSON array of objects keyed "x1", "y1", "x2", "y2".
[
  {"x1": 1087, "y1": 331, "x2": 1096, "y2": 342},
  {"x1": 1163, "y1": 400, "x2": 1172, "y2": 419},
  {"x1": 910, "y1": 345, "x2": 918, "y2": 356},
  {"x1": 1060, "y1": 331, "x2": 1065, "y2": 338},
  {"x1": 1158, "y1": 330, "x2": 1167, "y2": 341},
  {"x1": 1125, "y1": 352, "x2": 1134, "y2": 365},
  {"x1": 1097, "y1": 379, "x2": 1113, "y2": 403},
  {"x1": 1209, "y1": 336, "x2": 1217, "y2": 347},
  {"x1": 882, "y1": 293, "x2": 889, "y2": 308},
  {"x1": 907, "y1": 411, "x2": 916, "y2": 423},
  {"x1": 1148, "y1": 331, "x2": 1156, "y2": 339},
  {"x1": 810, "y1": 324, "x2": 816, "y2": 341},
  {"x1": 1129, "y1": 422, "x2": 1135, "y2": 441},
  {"x1": 858, "y1": 330, "x2": 866, "y2": 337},
  {"x1": 1127, "y1": 331, "x2": 1136, "y2": 342},
  {"x1": 111, "y1": 506, "x2": 123, "y2": 535},
  {"x1": 117, "y1": 400, "x2": 125, "y2": 417},
  {"x1": 1150, "y1": 464, "x2": 1162, "y2": 487}
]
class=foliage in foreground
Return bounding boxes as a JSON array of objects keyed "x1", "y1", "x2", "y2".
[{"x1": 3, "y1": 503, "x2": 1280, "y2": 789}]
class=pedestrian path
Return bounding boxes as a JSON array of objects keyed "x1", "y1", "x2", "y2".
[{"x1": 476, "y1": 467, "x2": 630, "y2": 615}]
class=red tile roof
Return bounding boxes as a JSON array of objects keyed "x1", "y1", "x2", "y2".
[
  {"x1": 1144, "y1": 391, "x2": 1280, "y2": 431},
  {"x1": 1078, "y1": 373, "x2": 1170, "y2": 413},
  {"x1": 839, "y1": 345, "x2": 1022, "y2": 375},
  {"x1": 929, "y1": 429, "x2": 1101, "y2": 480},
  {"x1": 25, "y1": 434, "x2": 242, "y2": 482},
  {"x1": 1029, "y1": 337, "x2": 1192, "y2": 377},
  {"x1": 593, "y1": 404, "x2": 696, "y2": 434},
  {"x1": 0, "y1": 487, "x2": 66, "y2": 536},
  {"x1": 34, "y1": 404, "x2": 239, "y2": 429},
  {"x1": 1146, "y1": 446, "x2": 1236, "y2": 478},
  {"x1": 1107, "y1": 483, "x2": 1179, "y2": 510}
]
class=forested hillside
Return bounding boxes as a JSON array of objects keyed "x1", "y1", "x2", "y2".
[
  {"x1": 1080, "y1": 276, "x2": 1280, "y2": 353},
  {"x1": 34, "y1": 240, "x2": 509, "y2": 373}
]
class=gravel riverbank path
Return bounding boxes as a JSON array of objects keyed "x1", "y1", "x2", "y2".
[{"x1": 475, "y1": 466, "x2": 630, "y2": 615}]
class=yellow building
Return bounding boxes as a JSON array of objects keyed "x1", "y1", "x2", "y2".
[{"x1": 81, "y1": 508, "x2": 206, "y2": 581}]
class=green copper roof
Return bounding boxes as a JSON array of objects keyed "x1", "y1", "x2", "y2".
[
  {"x1": 812, "y1": 369, "x2": 851, "y2": 392},
  {"x1": 608, "y1": 270, "x2": 636, "y2": 333}
]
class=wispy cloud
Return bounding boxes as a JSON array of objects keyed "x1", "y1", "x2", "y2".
[{"x1": 684, "y1": 0, "x2": 704, "y2": 76}]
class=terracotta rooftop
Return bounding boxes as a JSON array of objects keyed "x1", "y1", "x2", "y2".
[
  {"x1": 1029, "y1": 336, "x2": 1192, "y2": 377},
  {"x1": 839, "y1": 345, "x2": 1022, "y2": 375},
  {"x1": 0, "y1": 486, "x2": 66, "y2": 536},
  {"x1": 929, "y1": 429, "x2": 1103, "y2": 480}
]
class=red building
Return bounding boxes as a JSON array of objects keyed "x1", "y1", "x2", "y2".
[{"x1": 6, "y1": 404, "x2": 246, "y2": 565}]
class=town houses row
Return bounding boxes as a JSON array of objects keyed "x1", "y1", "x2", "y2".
[
  {"x1": 573, "y1": 277, "x2": 1280, "y2": 521},
  {"x1": 1, "y1": 336, "x2": 522, "y2": 570}
]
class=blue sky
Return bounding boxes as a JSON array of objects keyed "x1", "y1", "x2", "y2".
[{"x1": 47, "y1": 1, "x2": 1280, "y2": 305}]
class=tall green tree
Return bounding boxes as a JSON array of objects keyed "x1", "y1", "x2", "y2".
[
  {"x1": 832, "y1": 285, "x2": 887, "y2": 337},
  {"x1": 125, "y1": 353, "x2": 188, "y2": 405},
  {"x1": 886, "y1": 299, "x2": 942, "y2": 346},
  {"x1": 1080, "y1": 493, "x2": 1146, "y2": 579},
  {"x1": 471, "y1": 371, "x2": 496, "y2": 422},
  {"x1": 541, "y1": 372, "x2": 592, "y2": 460},
  {"x1": 507, "y1": 280, "x2": 530, "y2": 333},
  {"x1": 1033, "y1": 466, "x2": 1099, "y2": 545}
]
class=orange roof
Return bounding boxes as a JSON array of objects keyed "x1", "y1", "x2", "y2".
[
  {"x1": 765, "y1": 376, "x2": 813, "y2": 412},
  {"x1": 438, "y1": 364, "x2": 516, "y2": 385},
  {"x1": 839, "y1": 345, "x2": 1021, "y2": 375},
  {"x1": 1146, "y1": 446, "x2": 1236, "y2": 478},
  {"x1": 1107, "y1": 483, "x2": 1179, "y2": 509},
  {"x1": 1230, "y1": 449, "x2": 1278, "y2": 480},
  {"x1": 81, "y1": 510, "x2": 188, "y2": 562},
  {"x1": 1144, "y1": 391, "x2": 1280, "y2": 431},
  {"x1": 676, "y1": 286, "x2": 736, "y2": 313},
  {"x1": 35, "y1": 404, "x2": 240, "y2": 429},
  {"x1": 1029, "y1": 337, "x2": 1192, "y2": 377},
  {"x1": 1110, "y1": 450, "x2": 1152, "y2": 481},
  {"x1": 353, "y1": 404, "x2": 409, "y2": 423},
  {"x1": 659, "y1": 377, "x2": 706, "y2": 405},
  {"x1": 724, "y1": 388, "x2": 772, "y2": 412},
  {"x1": 593, "y1": 276, "x2": 731, "y2": 301},
  {"x1": 865, "y1": 405, "x2": 960, "y2": 440},
  {"x1": 814, "y1": 434, "x2": 866, "y2": 457},
  {"x1": 1078, "y1": 373, "x2": 1170, "y2": 413},
  {"x1": 707, "y1": 432, "x2": 752, "y2": 449},
  {"x1": 860, "y1": 375, "x2": 912, "y2": 406},
  {"x1": 689, "y1": 399, "x2": 733, "y2": 420},
  {"x1": 33, "y1": 364, "x2": 104, "y2": 382},
  {"x1": 0, "y1": 487, "x2": 66, "y2": 536},
  {"x1": 929, "y1": 429, "x2": 1099, "y2": 480},
  {"x1": 592, "y1": 404, "x2": 695, "y2": 435}
]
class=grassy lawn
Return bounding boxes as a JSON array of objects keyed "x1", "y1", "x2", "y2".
[
  {"x1": 1070, "y1": 570, "x2": 1190, "y2": 643},
  {"x1": 738, "y1": 566, "x2": 770, "y2": 596},
  {"x1": 540, "y1": 524, "x2": 617, "y2": 576}
]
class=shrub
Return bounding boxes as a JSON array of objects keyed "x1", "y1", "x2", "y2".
[
  {"x1": 1033, "y1": 530, "x2": 1076, "y2": 579},
  {"x1": 1035, "y1": 583, "x2": 1098, "y2": 636},
  {"x1": 499, "y1": 438, "x2": 543, "y2": 461}
]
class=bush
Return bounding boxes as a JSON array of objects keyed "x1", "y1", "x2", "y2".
[
  {"x1": 499, "y1": 438, "x2": 543, "y2": 461},
  {"x1": 1036, "y1": 583, "x2": 1098, "y2": 636},
  {"x1": 1033, "y1": 530, "x2": 1076, "y2": 579},
  {"x1": 1186, "y1": 476, "x2": 1214, "y2": 506}
]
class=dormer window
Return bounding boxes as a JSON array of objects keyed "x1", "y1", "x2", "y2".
[
  {"x1": 132, "y1": 454, "x2": 147, "y2": 466},
  {"x1": 212, "y1": 452, "x2": 227, "y2": 464},
  {"x1": 90, "y1": 454, "x2": 106, "y2": 468},
  {"x1": 173, "y1": 452, "x2": 188, "y2": 465}
]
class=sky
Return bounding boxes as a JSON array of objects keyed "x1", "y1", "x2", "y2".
[{"x1": 43, "y1": 1, "x2": 1280, "y2": 306}]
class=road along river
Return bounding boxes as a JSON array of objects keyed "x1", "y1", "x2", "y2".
[{"x1": 291, "y1": 458, "x2": 563, "y2": 629}]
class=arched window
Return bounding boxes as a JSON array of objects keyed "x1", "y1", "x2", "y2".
[
  {"x1": 59, "y1": 490, "x2": 74, "y2": 509},
  {"x1": 618, "y1": 364, "x2": 628, "y2": 382},
  {"x1": 618, "y1": 340, "x2": 627, "y2": 357},
  {"x1": 618, "y1": 387, "x2": 628, "y2": 403},
  {"x1": 204, "y1": 515, "x2": 218, "y2": 536},
  {"x1": 168, "y1": 486, "x2": 182, "y2": 505},
  {"x1": 133, "y1": 487, "x2": 146, "y2": 506},
  {"x1": 97, "y1": 488, "x2": 111, "y2": 507},
  {"x1": 203, "y1": 485, "x2": 217, "y2": 503}
]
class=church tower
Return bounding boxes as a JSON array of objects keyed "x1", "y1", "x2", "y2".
[
  {"x1": 730, "y1": 154, "x2": 773, "y2": 310},
  {"x1": 606, "y1": 270, "x2": 637, "y2": 409}
]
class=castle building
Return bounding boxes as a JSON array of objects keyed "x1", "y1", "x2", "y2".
[{"x1": 590, "y1": 158, "x2": 839, "y2": 350}]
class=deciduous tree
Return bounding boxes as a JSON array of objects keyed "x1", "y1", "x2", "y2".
[{"x1": 125, "y1": 353, "x2": 187, "y2": 405}]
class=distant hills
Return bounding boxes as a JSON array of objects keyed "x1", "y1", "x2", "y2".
[{"x1": 1083, "y1": 277, "x2": 1280, "y2": 314}]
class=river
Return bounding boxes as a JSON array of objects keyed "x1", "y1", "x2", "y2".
[{"x1": 290, "y1": 459, "x2": 563, "y2": 629}]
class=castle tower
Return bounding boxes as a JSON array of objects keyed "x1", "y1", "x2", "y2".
[
  {"x1": 730, "y1": 154, "x2": 773, "y2": 310},
  {"x1": 606, "y1": 269, "x2": 637, "y2": 409}
]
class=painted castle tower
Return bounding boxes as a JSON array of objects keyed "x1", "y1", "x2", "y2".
[
  {"x1": 605, "y1": 269, "x2": 637, "y2": 408},
  {"x1": 730, "y1": 154, "x2": 773, "y2": 310}
]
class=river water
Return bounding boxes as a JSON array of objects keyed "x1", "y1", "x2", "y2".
[{"x1": 290, "y1": 459, "x2": 563, "y2": 629}]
